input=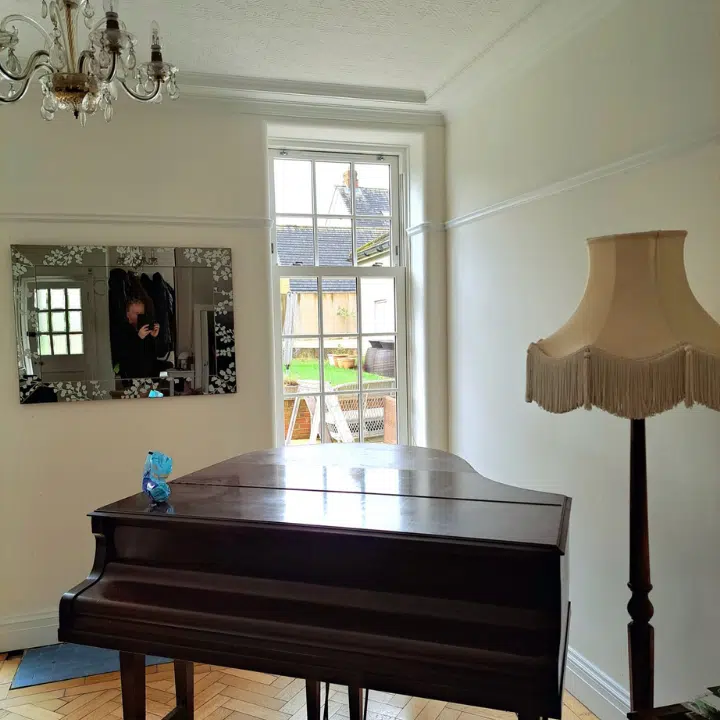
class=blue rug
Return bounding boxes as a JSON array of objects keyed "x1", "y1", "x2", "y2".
[{"x1": 11, "y1": 643, "x2": 171, "y2": 689}]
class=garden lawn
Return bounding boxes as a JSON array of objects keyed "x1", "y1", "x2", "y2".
[{"x1": 286, "y1": 360, "x2": 387, "y2": 386}]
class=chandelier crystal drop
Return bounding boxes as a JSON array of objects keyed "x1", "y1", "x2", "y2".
[{"x1": 0, "y1": 0, "x2": 178, "y2": 123}]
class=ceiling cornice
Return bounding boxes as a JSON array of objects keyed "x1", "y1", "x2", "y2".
[
  {"x1": 179, "y1": 92, "x2": 445, "y2": 127},
  {"x1": 180, "y1": 71, "x2": 427, "y2": 105}
]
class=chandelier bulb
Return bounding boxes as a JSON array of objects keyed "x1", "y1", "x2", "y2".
[
  {"x1": 103, "y1": 0, "x2": 119, "y2": 14},
  {"x1": 150, "y1": 20, "x2": 161, "y2": 48}
]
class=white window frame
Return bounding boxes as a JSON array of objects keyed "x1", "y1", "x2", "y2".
[{"x1": 269, "y1": 148, "x2": 408, "y2": 448}]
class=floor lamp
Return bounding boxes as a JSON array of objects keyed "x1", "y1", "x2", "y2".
[{"x1": 526, "y1": 230, "x2": 720, "y2": 712}]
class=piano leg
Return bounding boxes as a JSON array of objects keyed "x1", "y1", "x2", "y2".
[
  {"x1": 347, "y1": 686, "x2": 364, "y2": 720},
  {"x1": 306, "y1": 680, "x2": 322, "y2": 720},
  {"x1": 174, "y1": 660, "x2": 195, "y2": 718},
  {"x1": 119, "y1": 652, "x2": 146, "y2": 720}
]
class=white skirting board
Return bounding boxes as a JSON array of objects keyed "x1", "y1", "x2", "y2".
[
  {"x1": 0, "y1": 611, "x2": 59, "y2": 653},
  {"x1": 1, "y1": 614, "x2": 630, "y2": 720},
  {"x1": 565, "y1": 647, "x2": 631, "y2": 720}
]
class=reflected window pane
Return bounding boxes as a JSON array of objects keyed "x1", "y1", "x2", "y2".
[
  {"x1": 68, "y1": 311, "x2": 82, "y2": 332},
  {"x1": 355, "y1": 164, "x2": 390, "y2": 216},
  {"x1": 322, "y1": 277, "x2": 357, "y2": 334},
  {"x1": 51, "y1": 311, "x2": 67, "y2": 332},
  {"x1": 282, "y1": 337, "x2": 321, "y2": 388},
  {"x1": 50, "y1": 289, "x2": 66, "y2": 309},
  {"x1": 315, "y1": 162, "x2": 351, "y2": 215},
  {"x1": 360, "y1": 277, "x2": 395, "y2": 333},
  {"x1": 69, "y1": 334, "x2": 83, "y2": 355},
  {"x1": 363, "y1": 391, "x2": 397, "y2": 444},
  {"x1": 35, "y1": 289, "x2": 49, "y2": 310},
  {"x1": 37, "y1": 312, "x2": 49, "y2": 332},
  {"x1": 276, "y1": 217, "x2": 314, "y2": 267},
  {"x1": 274, "y1": 159, "x2": 312, "y2": 214},
  {"x1": 362, "y1": 335, "x2": 396, "y2": 384},
  {"x1": 67, "y1": 288, "x2": 82, "y2": 309},
  {"x1": 318, "y1": 218, "x2": 352, "y2": 267},
  {"x1": 38, "y1": 335, "x2": 51, "y2": 356},
  {"x1": 324, "y1": 337, "x2": 360, "y2": 389},
  {"x1": 52, "y1": 335, "x2": 68, "y2": 355},
  {"x1": 281, "y1": 277, "x2": 318, "y2": 336},
  {"x1": 356, "y1": 218, "x2": 391, "y2": 266}
]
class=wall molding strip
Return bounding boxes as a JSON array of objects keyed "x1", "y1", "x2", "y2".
[
  {"x1": 0, "y1": 212, "x2": 273, "y2": 229},
  {"x1": 565, "y1": 647, "x2": 630, "y2": 720},
  {"x1": 445, "y1": 126, "x2": 720, "y2": 231}
]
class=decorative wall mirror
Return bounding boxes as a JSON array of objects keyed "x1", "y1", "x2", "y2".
[{"x1": 12, "y1": 245, "x2": 235, "y2": 403}]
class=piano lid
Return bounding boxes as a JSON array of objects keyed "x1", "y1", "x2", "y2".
[{"x1": 94, "y1": 445, "x2": 570, "y2": 551}]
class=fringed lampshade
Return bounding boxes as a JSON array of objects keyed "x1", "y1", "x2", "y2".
[
  {"x1": 527, "y1": 230, "x2": 720, "y2": 418},
  {"x1": 525, "y1": 230, "x2": 720, "y2": 712}
]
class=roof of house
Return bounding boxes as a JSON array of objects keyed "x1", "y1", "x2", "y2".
[
  {"x1": 277, "y1": 184, "x2": 391, "y2": 292},
  {"x1": 331, "y1": 186, "x2": 390, "y2": 216}
]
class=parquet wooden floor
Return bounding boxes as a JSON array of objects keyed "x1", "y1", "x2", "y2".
[{"x1": 0, "y1": 653, "x2": 598, "y2": 720}]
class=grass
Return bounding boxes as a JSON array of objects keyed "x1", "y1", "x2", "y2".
[{"x1": 285, "y1": 359, "x2": 387, "y2": 387}]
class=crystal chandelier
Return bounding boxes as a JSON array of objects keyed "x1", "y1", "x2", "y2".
[{"x1": 0, "y1": 0, "x2": 178, "y2": 124}]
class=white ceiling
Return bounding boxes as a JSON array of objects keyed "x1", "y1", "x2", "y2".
[{"x1": 1, "y1": 0, "x2": 543, "y2": 100}]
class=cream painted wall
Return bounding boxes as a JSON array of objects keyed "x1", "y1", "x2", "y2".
[
  {"x1": 445, "y1": 0, "x2": 720, "y2": 714},
  {"x1": 0, "y1": 98, "x2": 448, "y2": 650},
  {"x1": 0, "y1": 97, "x2": 276, "y2": 646}
]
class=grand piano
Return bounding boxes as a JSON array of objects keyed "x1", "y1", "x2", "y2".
[{"x1": 59, "y1": 444, "x2": 571, "y2": 720}]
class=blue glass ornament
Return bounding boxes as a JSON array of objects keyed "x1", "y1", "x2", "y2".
[{"x1": 142, "y1": 451, "x2": 173, "y2": 504}]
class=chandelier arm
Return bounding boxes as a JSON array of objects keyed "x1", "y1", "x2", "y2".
[
  {"x1": 0, "y1": 14, "x2": 54, "y2": 48},
  {"x1": 0, "y1": 74, "x2": 33, "y2": 103},
  {"x1": 0, "y1": 49, "x2": 52, "y2": 82},
  {"x1": 119, "y1": 76, "x2": 161, "y2": 102},
  {"x1": 77, "y1": 49, "x2": 94, "y2": 75}
]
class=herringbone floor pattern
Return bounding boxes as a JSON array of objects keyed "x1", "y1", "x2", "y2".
[{"x1": 0, "y1": 653, "x2": 597, "y2": 720}]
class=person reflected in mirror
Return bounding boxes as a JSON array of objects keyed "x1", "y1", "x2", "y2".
[{"x1": 116, "y1": 297, "x2": 161, "y2": 379}]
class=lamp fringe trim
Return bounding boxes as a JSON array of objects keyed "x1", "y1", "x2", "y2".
[{"x1": 526, "y1": 342, "x2": 720, "y2": 419}]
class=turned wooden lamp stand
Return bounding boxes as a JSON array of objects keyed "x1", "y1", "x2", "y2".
[{"x1": 526, "y1": 230, "x2": 720, "y2": 712}]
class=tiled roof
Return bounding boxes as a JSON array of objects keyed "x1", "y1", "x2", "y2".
[
  {"x1": 334, "y1": 186, "x2": 390, "y2": 216},
  {"x1": 277, "y1": 224, "x2": 389, "y2": 292}
]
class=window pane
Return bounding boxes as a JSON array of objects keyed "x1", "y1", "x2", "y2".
[
  {"x1": 38, "y1": 335, "x2": 51, "y2": 356},
  {"x1": 363, "y1": 391, "x2": 397, "y2": 444},
  {"x1": 362, "y1": 335, "x2": 396, "y2": 384},
  {"x1": 281, "y1": 277, "x2": 318, "y2": 335},
  {"x1": 35, "y1": 289, "x2": 49, "y2": 310},
  {"x1": 322, "y1": 277, "x2": 357, "y2": 334},
  {"x1": 324, "y1": 336, "x2": 359, "y2": 389},
  {"x1": 324, "y1": 393, "x2": 361, "y2": 443},
  {"x1": 360, "y1": 277, "x2": 395, "y2": 333},
  {"x1": 51, "y1": 311, "x2": 67, "y2": 332},
  {"x1": 68, "y1": 311, "x2": 83, "y2": 332},
  {"x1": 276, "y1": 217, "x2": 314, "y2": 267},
  {"x1": 274, "y1": 159, "x2": 312, "y2": 214},
  {"x1": 356, "y1": 218, "x2": 391, "y2": 266},
  {"x1": 315, "y1": 162, "x2": 351, "y2": 215},
  {"x1": 318, "y1": 217, "x2": 352, "y2": 267},
  {"x1": 67, "y1": 288, "x2": 82, "y2": 309},
  {"x1": 69, "y1": 334, "x2": 84, "y2": 355},
  {"x1": 52, "y1": 335, "x2": 68, "y2": 355},
  {"x1": 50, "y1": 288, "x2": 66, "y2": 309},
  {"x1": 283, "y1": 395, "x2": 321, "y2": 446},
  {"x1": 282, "y1": 337, "x2": 321, "y2": 387},
  {"x1": 355, "y1": 164, "x2": 390, "y2": 216},
  {"x1": 37, "y1": 312, "x2": 49, "y2": 332}
]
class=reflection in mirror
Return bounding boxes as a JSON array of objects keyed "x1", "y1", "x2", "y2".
[{"x1": 12, "y1": 245, "x2": 235, "y2": 404}]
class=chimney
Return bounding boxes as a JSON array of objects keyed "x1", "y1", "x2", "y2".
[{"x1": 343, "y1": 170, "x2": 359, "y2": 188}]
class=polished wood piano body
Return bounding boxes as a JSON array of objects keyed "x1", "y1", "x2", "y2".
[{"x1": 59, "y1": 445, "x2": 571, "y2": 720}]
